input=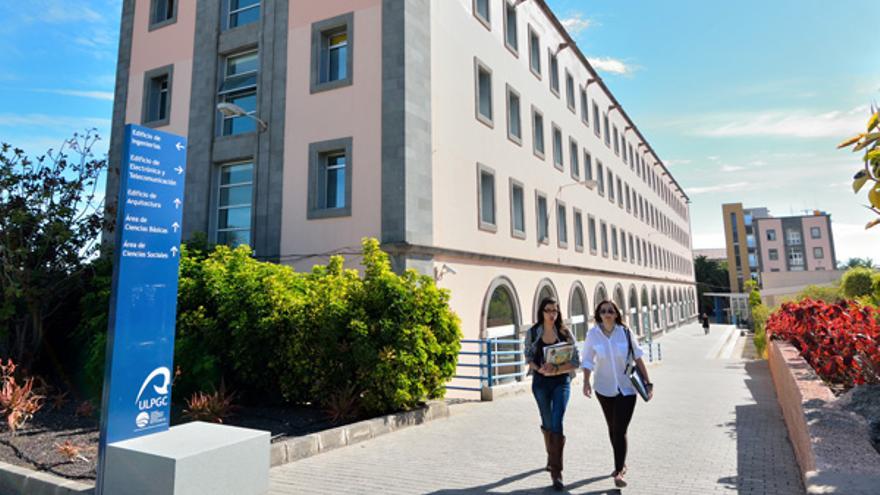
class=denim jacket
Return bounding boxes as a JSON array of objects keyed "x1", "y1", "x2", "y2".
[{"x1": 523, "y1": 323, "x2": 581, "y2": 377}]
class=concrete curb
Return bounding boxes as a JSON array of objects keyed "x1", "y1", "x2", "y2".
[
  {"x1": 0, "y1": 461, "x2": 93, "y2": 495},
  {"x1": 768, "y1": 341, "x2": 880, "y2": 495},
  {"x1": 269, "y1": 400, "x2": 450, "y2": 467}
]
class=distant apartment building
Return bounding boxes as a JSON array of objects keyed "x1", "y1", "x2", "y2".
[
  {"x1": 106, "y1": 0, "x2": 698, "y2": 392},
  {"x1": 722, "y1": 203, "x2": 836, "y2": 292}
]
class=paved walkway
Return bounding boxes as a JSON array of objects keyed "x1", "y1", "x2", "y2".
[{"x1": 269, "y1": 323, "x2": 804, "y2": 494}]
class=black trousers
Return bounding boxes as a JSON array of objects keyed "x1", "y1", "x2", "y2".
[{"x1": 596, "y1": 392, "x2": 637, "y2": 472}]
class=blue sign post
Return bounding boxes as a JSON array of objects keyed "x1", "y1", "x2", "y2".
[{"x1": 97, "y1": 124, "x2": 187, "y2": 492}]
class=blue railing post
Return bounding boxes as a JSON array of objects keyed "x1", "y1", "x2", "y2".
[{"x1": 486, "y1": 339, "x2": 494, "y2": 387}]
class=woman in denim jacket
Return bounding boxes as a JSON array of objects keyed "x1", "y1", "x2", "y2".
[{"x1": 524, "y1": 296, "x2": 580, "y2": 491}]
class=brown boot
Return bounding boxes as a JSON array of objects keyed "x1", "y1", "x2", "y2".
[
  {"x1": 541, "y1": 427, "x2": 551, "y2": 471},
  {"x1": 548, "y1": 432, "x2": 565, "y2": 491}
]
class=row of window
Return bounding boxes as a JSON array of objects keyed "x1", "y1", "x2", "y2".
[
  {"x1": 143, "y1": 9, "x2": 352, "y2": 134},
  {"x1": 474, "y1": 58, "x2": 689, "y2": 249},
  {"x1": 764, "y1": 226, "x2": 823, "y2": 243},
  {"x1": 767, "y1": 247, "x2": 824, "y2": 262},
  {"x1": 150, "y1": 0, "x2": 259, "y2": 31},
  {"x1": 477, "y1": 164, "x2": 692, "y2": 276},
  {"x1": 471, "y1": 0, "x2": 689, "y2": 224}
]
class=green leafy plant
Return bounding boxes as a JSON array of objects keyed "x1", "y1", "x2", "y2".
[
  {"x1": 841, "y1": 267, "x2": 875, "y2": 299},
  {"x1": 838, "y1": 106, "x2": 880, "y2": 229}
]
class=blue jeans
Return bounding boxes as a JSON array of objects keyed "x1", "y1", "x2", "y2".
[{"x1": 531, "y1": 374, "x2": 571, "y2": 434}]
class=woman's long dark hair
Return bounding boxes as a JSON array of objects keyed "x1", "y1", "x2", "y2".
[
  {"x1": 535, "y1": 297, "x2": 572, "y2": 340},
  {"x1": 594, "y1": 299, "x2": 626, "y2": 328}
]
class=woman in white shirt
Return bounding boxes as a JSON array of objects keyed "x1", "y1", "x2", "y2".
[{"x1": 580, "y1": 300, "x2": 653, "y2": 488}]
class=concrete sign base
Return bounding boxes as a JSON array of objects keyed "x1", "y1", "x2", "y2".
[{"x1": 102, "y1": 422, "x2": 269, "y2": 495}]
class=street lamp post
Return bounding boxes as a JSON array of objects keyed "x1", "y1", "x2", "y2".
[{"x1": 216, "y1": 102, "x2": 268, "y2": 132}]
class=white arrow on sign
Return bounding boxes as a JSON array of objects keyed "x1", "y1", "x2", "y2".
[
  {"x1": 173, "y1": 198, "x2": 181, "y2": 209},
  {"x1": 172, "y1": 222, "x2": 179, "y2": 232},
  {"x1": 175, "y1": 142, "x2": 185, "y2": 151},
  {"x1": 170, "y1": 246, "x2": 179, "y2": 257},
  {"x1": 175, "y1": 166, "x2": 184, "y2": 175}
]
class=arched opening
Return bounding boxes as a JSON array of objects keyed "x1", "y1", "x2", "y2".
[
  {"x1": 628, "y1": 285, "x2": 640, "y2": 335},
  {"x1": 659, "y1": 289, "x2": 667, "y2": 329},
  {"x1": 667, "y1": 287, "x2": 673, "y2": 325},
  {"x1": 533, "y1": 278, "x2": 558, "y2": 323},
  {"x1": 593, "y1": 282, "x2": 609, "y2": 311},
  {"x1": 640, "y1": 285, "x2": 651, "y2": 333},
  {"x1": 651, "y1": 287, "x2": 659, "y2": 331},
  {"x1": 613, "y1": 284, "x2": 626, "y2": 315},
  {"x1": 568, "y1": 283, "x2": 588, "y2": 341},
  {"x1": 482, "y1": 278, "x2": 523, "y2": 384}
]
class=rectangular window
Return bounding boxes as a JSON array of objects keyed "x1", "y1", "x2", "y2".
[
  {"x1": 616, "y1": 177, "x2": 623, "y2": 207},
  {"x1": 592, "y1": 102, "x2": 600, "y2": 137},
  {"x1": 789, "y1": 248, "x2": 805, "y2": 268},
  {"x1": 310, "y1": 13, "x2": 353, "y2": 93},
  {"x1": 611, "y1": 225, "x2": 619, "y2": 259},
  {"x1": 474, "y1": 58, "x2": 493, "y2": 127},
  {"x1": 621, "y1": 229, "x2": 627, "y2": 261},
  {"x1": 583, "y1": 150, "x2": 593, "y2": 181},
  {"x1": 532, "y1": 106, "x2": 545, "y2": 158},
  {"x1": 477, "y1": 164, "x2": 496, "y2": 232},
  {"x1": 603, "y1": 113, "x2": 610, "y2": 147},
  {"x1": 628, "y1": 234, "x2": 634, "y2": 264},
  {"x1": 768, "y1": 248, "x2": 779, "y2": 261},
  {"x1": 574, "y1": 209, "x2": 584, "y2": 252},
  {"x1": 565, "y1": 71, "x2": 575, "y2": 111},
  {"x1": 769, "y1": 229, "x2": 779, "y2": 242},
  {"x1": 625, "y1": 183, "x2": 631, "y2": 212},
  {"x1": 528, "y1": 26, "x2": 541, "y2": 77},
  {"x1": 150, "y1": 0, "x2": 176, "y2": 29},
  {"x1": 813, "y1": 246, "x2": 824, "y2": 259},
  {"x1": 786, "y1": 229, "x2": 802, "y2": 245},
  {"x1": 596, "y1": 161, "x2": 605, "y2": 195},
  {"x1": 549, "y1": 49, "x2": 560, "y2": 96},
  {"x1": 552, "y1": 124, "x2": 563, "y2": 170},
  {"x1": 510, "y1": 179, "x2": 525, "y2": 239},
  {"x1": 217, "y1": 161, "x2": 253, "y2": 247},
  {"x1": 810, "y1": 226, "x2": 821, "y2": 239},
  {"x1": 557, "y1": 201, "x2": 568, "y2": 248},
  {"x1": 308, "y1": 137, "x2": 353, "y2": 219},
  {"x1": 142, "y1": 66, "x2": 172, "y2": 126},
  {"x1": 536, "y1": 192, "x2": 549, "y2": 244},
  {"x1": 228, "y1": 0, "x2": 260, "y2": 29},
  {"x1": 580, "y1": 88, "x2": 588, "y2": 125},
  {"x1": 569, "y1": 138, "x2": 579, "y2": 179},
  {"x1": 506, "y1": 84, "x2": 522, "y2": 144},
  {"x1": 628, "y1": 144, "x2": 634, "y2": 169},
  {"x1": 219, "y1": 51, "x2": 258, "y2": 135},
  {"x1": 613, "y1": 126, "x2": 619, "y2": 155},
  {"x1": 607, "y1": 169, "x2": 614, "y2": 203},
  {"x1": 473, "y1": 0, "x2": 490, "y2": 28},
  {"x1": 601, "y1": 221, "x2": 609, "y2": 257},
  {"x1": 503, "y1": 1, "x2": 518, "y2": 53},
  {"x1": 621, "y1": 136, "x2": 627, "y2": 163},
  {"x1": 588, "y1": 215, "x2": 598, "y2": 253}
]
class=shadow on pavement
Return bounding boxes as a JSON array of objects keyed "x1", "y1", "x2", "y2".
[
  {"x1": 423, "y1": 468, "x2": 614, "y2": 494},
  {"x1": 715, "y1": 359, "x2": 803, "y2": 494}
]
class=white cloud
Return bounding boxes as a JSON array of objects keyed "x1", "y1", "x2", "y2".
[
  {"x1": 0, "y1": 113, "x2": 110, "y2": 130},
  {"x1": 686, "y1": 182, "x2": 749, "y2": 195},
  {"x1": 31, "y1": 88, "x2": 114, "y2": 101},
  {"x1": 665, "y1": 159, "x2": 693, "y2": 167},
  {"x1": 720, "y1": 164, "x2": 746, "y2": 172},
  {"x1": 832, "y1": 223, "x2": 880, "y2": 262},
  {"x1": 695, "y1": 106, "x2": 871, "y2": 138},
  {"x1": 18, "y1": 1, "x2": 104, "y2": 24},
  {"x1": 587, "y1": 57, "x2": 635, "y2": 75},
  {"x1": 560, "y1": 14, "x2": 594, "y2": 35}
]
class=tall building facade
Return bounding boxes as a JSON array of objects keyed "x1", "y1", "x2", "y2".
[
  {"x1": 107, "y1": 0, "x2": 698, "y2": 390},
  {"x1": 722, "y1": 203, "x2": 836, "y2": 292}
]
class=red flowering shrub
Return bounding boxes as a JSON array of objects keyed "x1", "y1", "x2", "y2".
[{"x1": 766, "y1": 298, "x2": 880, "y2": 388}]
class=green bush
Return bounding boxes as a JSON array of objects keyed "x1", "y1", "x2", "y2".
[
  {"x1": 751, "y1": 303, "x2": 770, "y2": 358},
  {"x1": 873, "y1": 273, "x2": 880, "y2": 305},
  {"x1": 841, "y1": 267, "x2": 875, "y2": 299},
  {"x1": 796, "y1": 284, "x2": 844, "y2": 303}
]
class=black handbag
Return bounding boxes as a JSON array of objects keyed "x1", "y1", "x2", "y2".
[{"x1": 623, "y1": 327, "x2": 651, "y2": 402}]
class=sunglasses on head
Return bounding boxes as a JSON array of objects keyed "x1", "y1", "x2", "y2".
[
  {"x1": 543, "y1": 308, "x2": 559, "y2": 314},
  {"x1": 599, "y1": 308, "x2": 617, "y2": 315}
]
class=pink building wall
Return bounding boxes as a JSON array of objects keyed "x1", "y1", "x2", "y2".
[
  {"x1": 124, "y1": 0, "x2": 196, "y2": 136},
  {"x1": 802, "y1": 216, "x2": 833, "y2": 270},
  {"x1": 757, "y1": 219, "x2": 785, "y2": 271},
  {"x1": 280, "y1": 0, "x2": 383, "y2": 267}
]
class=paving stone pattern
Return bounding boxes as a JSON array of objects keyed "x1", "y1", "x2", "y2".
[{"x1": 269, "y1": 323, "x2": 804, "y2": 494}]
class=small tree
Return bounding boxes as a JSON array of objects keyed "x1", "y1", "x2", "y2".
[
  {"x1": 841, "y1": 267, "x2": 875, "y2": 299},
  {"x1": 0, "y1": 131, "x2": 107, "y2": 367},
  {"x1": 838, "y1": 106, "x2": 880, "y2": 229}
]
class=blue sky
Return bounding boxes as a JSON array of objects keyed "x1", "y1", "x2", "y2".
[{"x1": 1, "y1": 1, "x2": 877, "y2": 262}]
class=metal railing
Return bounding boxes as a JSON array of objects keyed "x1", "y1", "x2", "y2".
[{"x1": 446, "y1": 338, "x2": 527, "y2": 392}]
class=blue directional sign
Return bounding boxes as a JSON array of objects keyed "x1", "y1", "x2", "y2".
[{"x1": 97, "y1": 124, "x2": 187, "y2": 480}]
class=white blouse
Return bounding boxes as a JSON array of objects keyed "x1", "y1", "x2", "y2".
[{"x1": 580, "y1": 324, "x2": 645, "y2": 397}]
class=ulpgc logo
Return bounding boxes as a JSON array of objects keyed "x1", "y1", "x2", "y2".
[{"x1": 134, "y1": 367, "x2": 171, "y2": 430}]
